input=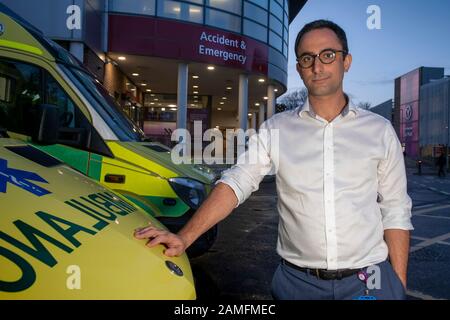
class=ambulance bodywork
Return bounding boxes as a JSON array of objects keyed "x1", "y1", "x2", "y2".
[
  {"x1": 0, "y1": 4, "x2": 216, "y2": 257},
  {"x1": 0, "y1": 138, "x2": 195, "y2": 299}
]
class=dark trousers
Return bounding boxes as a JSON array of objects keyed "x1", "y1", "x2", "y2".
[{"x1": 271, "y1": 260, "x2": 406, "y2": 300}]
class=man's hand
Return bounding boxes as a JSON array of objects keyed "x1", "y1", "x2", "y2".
[
  {"x1": 133, "y1": 183, "x2": 239, "y2": 257},
  {"x1": 134, "y1": 226, "x2": 187, "y2": 257}
]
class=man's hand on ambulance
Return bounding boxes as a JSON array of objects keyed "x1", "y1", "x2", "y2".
[{"x1": 134, "y1": 226, "x2": 188, "y2": 257}]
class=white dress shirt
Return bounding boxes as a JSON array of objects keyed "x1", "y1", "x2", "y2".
[{"x1": 217, "y1": 97, "x2": 413, "y2": 270}]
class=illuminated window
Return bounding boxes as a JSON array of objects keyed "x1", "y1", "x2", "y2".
[
  {"x1": 157, "y1": 0, "x2": 203, "y2": 23},
  {"x1": 205, "y1": 8, "x2": 241, "y2": 33},
  {"x1": 269, "y1": 14, "x2": 282, "y2": 36},
  {"x1": 269, "y1": 31, "x2": 282, "y2": 50},
  {"x1": 109, "y1": 0, "x2": 156, "y2": 15},
  {"x1": 244, "y1": 2, "x2": 268, "y2": 24},
  {"x1": 206, "y1": 0, "x2": 242, "y2": 15},
  {"x1": 243, "y1": 19, "x2": 267, "y2": 42},
  {"x1": 247, "y1": 0, "x2": 268, "y2": 9},
  {"x1": 270, "y1": 0, "x2": 283, "y2": 18}
]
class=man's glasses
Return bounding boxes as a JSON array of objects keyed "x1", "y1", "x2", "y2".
[{"x1": 296, "y1": 49, "x2": 348, "y2": 69}]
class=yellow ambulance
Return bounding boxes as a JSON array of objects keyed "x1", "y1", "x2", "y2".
[
  {"x1": 0, "y1": 4, "x2": 217, "y2": 257},
  {"x1": 0, "y1": 135, "x2": 195, "y2": 299}
]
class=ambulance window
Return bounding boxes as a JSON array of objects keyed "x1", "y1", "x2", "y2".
[
  {"x1": 0, "y1": 74, "x2": 13, "y2": 102},
  {"x1": 45, "y1": 74, "x2": 77, "y2": 128},
  {"x1": 0, "y1": 74, "x2": 12, "y2": 125},
  {"x1": 60, "y1": 65, "x2": 145, "y2": 142},
  {"x1": 0, "y1": 58, "x2": 84, "y2": 133},
  {"x1": 0, "y1": 59, "x2": 42, "y2": 135},
  {"x1": 0, "y1": 58, "x2": 113, "y2": 156}
]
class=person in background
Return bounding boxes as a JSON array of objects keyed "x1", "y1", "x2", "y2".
[{"x1": 437, "y1": 149, "x2": 446, "y2": 177}]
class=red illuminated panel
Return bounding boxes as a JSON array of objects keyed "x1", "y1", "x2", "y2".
[
  {"x1": 108, "y1": 14, "x2": 268, "y2": 75},
  {"x1": 400, "y1": 69, "x2": 420, "y2": 105},
  {"x1": 399, "y1": 69, "x2": 420, "y2": 157}
]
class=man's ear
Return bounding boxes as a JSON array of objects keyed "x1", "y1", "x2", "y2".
[
  {"x1": 296, "y1": 62, "x2": 304, "y2": 80},
  {"x1": 344, "y1": 53, "x2": 352, "y2": 72}
]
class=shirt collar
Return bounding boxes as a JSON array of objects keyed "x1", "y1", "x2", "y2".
[{"x1": 298, "y1": 94, "x2": 359, "y2": 119}]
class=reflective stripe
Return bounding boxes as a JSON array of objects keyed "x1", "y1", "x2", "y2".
[{"x1": 0, "y1": 39, "x2": 42, "y2": 55}]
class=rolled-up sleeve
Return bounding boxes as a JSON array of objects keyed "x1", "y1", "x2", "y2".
[
  {"x1": 216, "y1": 121, "x2": 274, "y2": 207},
  {"x1": 377, "y1": 123, "x2": 414, "y2": 230}
]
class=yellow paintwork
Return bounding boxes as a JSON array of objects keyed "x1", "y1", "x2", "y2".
[
  {"x1": 102, "y1": 142, "x2": 178, "y2": 198},
  {"x1": 0, "y1": 139, "x2": 195, "y2": 299},
  {"x1": 0, "y1": 8, "x2": 212, "y2": 220},
  {"x1": 0, "y1": 12, "x2": 53, "y2": 61},
  {"x1": 107, "y1": 142, "x2": 178, "y2": 179},
  {"x1": 0, "y1": 11, "x2": 206, "y2": 217},
  {"x1": 0, "y1": 39, "x2": 42, "y2": 55}
]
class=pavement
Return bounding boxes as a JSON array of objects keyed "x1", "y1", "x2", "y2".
[
  {"x1": 191, "y1": 180, "x2": 279, "y2": 300},
  {"x1": 404, "y1": 158, "x2": 450, "y2": 300}
]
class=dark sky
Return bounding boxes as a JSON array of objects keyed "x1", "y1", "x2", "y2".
[{"x1": 286, "y1": 0, "x2": 450, "y2": 107}]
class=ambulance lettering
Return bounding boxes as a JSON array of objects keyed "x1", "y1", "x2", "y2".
[{"x1": 0, "y1": 192, "x2": 137, "y2": 292}]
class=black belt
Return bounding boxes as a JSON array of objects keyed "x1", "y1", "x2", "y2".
[{"x1": 282, "y1": 259, "x2": 362, "y2": 280}]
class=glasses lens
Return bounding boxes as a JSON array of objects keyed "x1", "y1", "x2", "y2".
[
  {"x1": 299, "y1": 55, "x2": 314, "y2": 68},
  {"x1": 319, "y1": 50, "x2": 336, "y2": 64}
]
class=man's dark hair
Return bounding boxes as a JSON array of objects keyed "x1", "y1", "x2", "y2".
[{"x1": 294, "y1": 20, "x2": 349, "y2": 58}]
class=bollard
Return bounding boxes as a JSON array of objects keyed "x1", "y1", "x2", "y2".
[{"x1": 417, "y1": 160, "x2": 422, "y2": 175}]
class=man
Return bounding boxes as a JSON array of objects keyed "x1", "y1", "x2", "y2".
[{"x1": 135, "y1": 20, "x2": 413, "y2": 300}]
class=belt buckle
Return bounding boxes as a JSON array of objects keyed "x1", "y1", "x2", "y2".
[
  {"x1": 314, "y1": 268, "x2": 360, "y2": 280},
  {"x1": 317, "y1": 269, "x2": 338, "y2": 280},
  {"x1": 314, "y1": 269, "x2": 320, "y2": 279}
]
